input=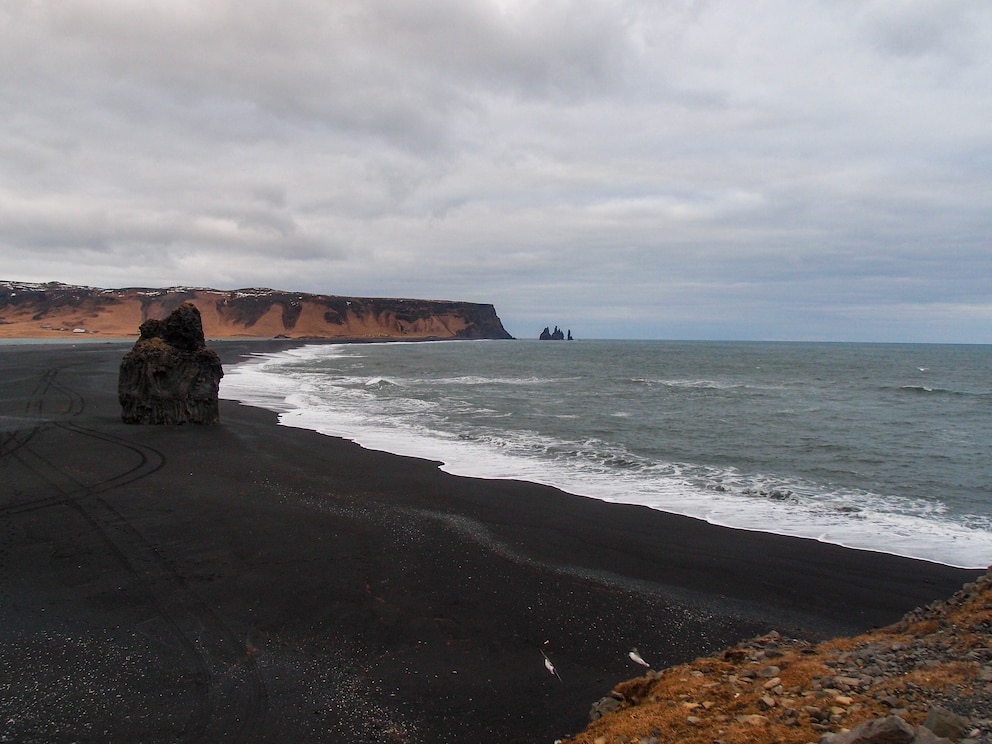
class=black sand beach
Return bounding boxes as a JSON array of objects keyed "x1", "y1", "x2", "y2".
[{"x1": 0, "y1": 341, "x2": 981, "y2": 743}]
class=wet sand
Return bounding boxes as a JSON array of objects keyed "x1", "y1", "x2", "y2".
[{"x1": 0, "y1": 340, "x2": 980, "y2": 743}]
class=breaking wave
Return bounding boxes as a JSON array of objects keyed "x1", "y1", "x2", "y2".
[{"x1": 222, "y1": 341, "x2": 992, "y2": 569}]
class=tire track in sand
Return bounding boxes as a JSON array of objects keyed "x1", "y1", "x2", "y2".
[
  {"x1": 0, "y1": 366, "x2": 83, "y2": 458},
  {"x1": 0, "y1": 363, "x2": 268, "y2": 742}
]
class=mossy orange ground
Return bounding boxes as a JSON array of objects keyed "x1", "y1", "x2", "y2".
[{"x1": 562, "y1": 570, "x2": 992, "y2": 744}]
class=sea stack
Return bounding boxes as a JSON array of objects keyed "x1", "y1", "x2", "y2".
[
  {"x1": 118, "y1": 302, "x2": 224, "y2": 424},
  {"x1": 539, "y1": 325, "x2": 566, "y2": 340}
]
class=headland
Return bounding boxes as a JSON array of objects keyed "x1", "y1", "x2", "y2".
[{"x1": 0, "y1": 281, "x2": 513, "y2": 340}]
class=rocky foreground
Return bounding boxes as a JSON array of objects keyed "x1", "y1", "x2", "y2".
[
  {"x1": 0, "y1": 281, "x2": 513, "y2": 340},
  {"x1": 562, "y1": 569, "x2": 992, "y2": 744}
]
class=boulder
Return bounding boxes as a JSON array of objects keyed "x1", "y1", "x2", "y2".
[
  {"x1": 820, "y1": 715, "x2": 915, "y2": 744},
  {"x1": 912, "y1": 728, "x2": 956, "y2": 744},
  {"x1": 118, "y1": 303, "x2": 223, "y2": 424},
  {"x1": 589, "y1": 692, "x2": 624, "y2": 721},
  {"x1": 922, "y1": 707, "x2": 969, "y2": 741}
]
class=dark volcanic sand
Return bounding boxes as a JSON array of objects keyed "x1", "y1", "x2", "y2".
[{"x1": 0, "y1": 341, "x2": 980, "y2": 743}]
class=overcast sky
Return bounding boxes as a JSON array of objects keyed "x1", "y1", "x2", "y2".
[{"x1": 2, "y1": 1, "x2": 990, "y2": 341}]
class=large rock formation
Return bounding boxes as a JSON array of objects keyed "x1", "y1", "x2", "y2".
[
  {"x1": 118, "y1": 303, "x2": 224, "y2": 424},
  {"x1": 540, "y1": 325, "x2": 567, "y2": 340}
]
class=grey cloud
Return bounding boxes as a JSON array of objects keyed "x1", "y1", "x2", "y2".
[
  {"x1": 857, "y1": 0, "x2": 989, "y2": 61},
  {"x1": 9, "y1": 1, "x2": 641, "y2": 151},
  {"x1": 1, "y1": 0, "x2": 990, "y2": 341}
]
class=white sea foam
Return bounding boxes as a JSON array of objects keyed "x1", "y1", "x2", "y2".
[
  {"x1": 425, "y1": 375, "x2": 551, "y2": 386},
  {"x1": 222, "y1": 344, "x2": 992, "y2": 569}
]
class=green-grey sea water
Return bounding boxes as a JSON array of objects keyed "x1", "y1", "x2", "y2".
[{"x1": 223, "y1": 340, "x2": 992, "y2": 568}]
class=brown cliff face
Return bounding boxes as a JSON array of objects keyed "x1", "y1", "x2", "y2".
[{"x1": 0, "y1": 282, "x2": 514, "y2": 340}]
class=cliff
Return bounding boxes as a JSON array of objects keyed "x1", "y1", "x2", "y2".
[
  {"x1": 561, "y1": 569, "x2": 992, "y2": 743},
  {"x1": 0, "y1": 281, "x2": 513, "y2": 340}
]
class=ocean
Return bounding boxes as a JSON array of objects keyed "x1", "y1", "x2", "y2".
[{"x1": 221, "y1": 339, "x2": 992, "y2": 569}]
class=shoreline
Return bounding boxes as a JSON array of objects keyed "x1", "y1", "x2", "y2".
[
  {"x1": 0, "y1": 340, "x2": 982, "y2": 743},
  {"x1": 221, "y1": 339, "x2": 991, "y2": 572}
]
